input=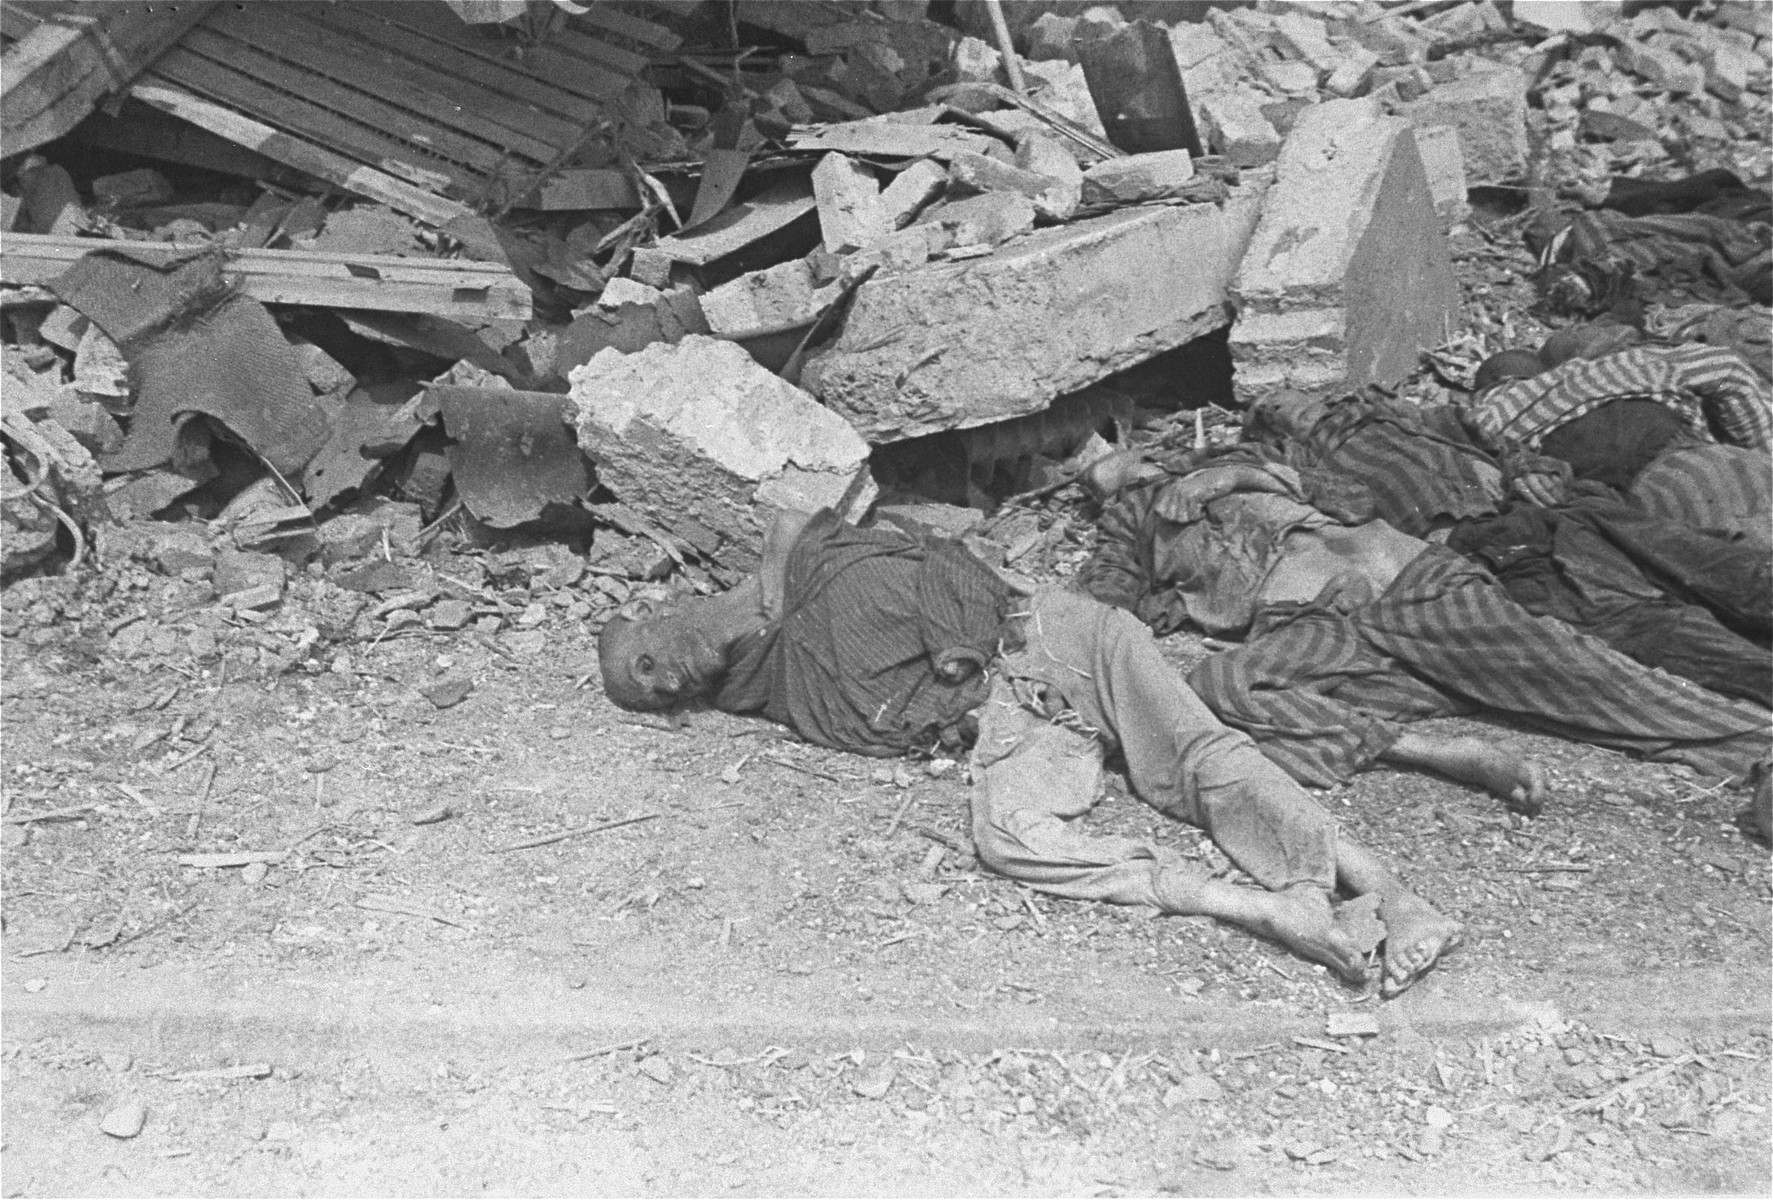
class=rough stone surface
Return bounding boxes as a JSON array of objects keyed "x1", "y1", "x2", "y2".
[
  {"x1": 879, "y1": 159, "x2": 948, "y2": 229},
  {"x1": 804, "y1": 203, "x2": 1242, "y2": 442},
  {"x1": 1081, "y1": 149, "x2": 1196, "y2": 206},
  {"x1": 1402, "y1": 66, "x2": 1529, "y2": 185},
  {"x1": 571, "y1": 336, "x2": 875, "y2": 573},
  {"x1": 918, "y1": 192, "x2": 1036, "y2": 248},
  {"x1": 1197, "y1": 92, "x2": 1282, "y2": 167},
  {"x1": 812, "y1": 153, "x2": 888, "y2": 253},
  {"x1": 1414, "y1": 124, "x2": 1470, "y2": 226},
  {"x1": 1231, "y1": 98, "x2": 1459, "y2": 396},
  {"x1": 1025, "y1": 12, "x2": 1079, "y2": 62},
  {"x1": 700, "y1": 259, "x2": 839, "y2": 338}
]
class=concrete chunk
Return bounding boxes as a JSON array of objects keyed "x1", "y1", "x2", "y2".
[
  {"x1": 1325, "y1": 46, "x2": 1380, "y2": 98},
  {"x1": 570, "y1": 336, "x2": 874, "y2": 573},
  {"x1": 812, "y1": 153, "x2": 888, "y2": 254},
  {"x1": 804, "y1": 204, "x2": 1240, "y2": 442},
  {"x1": 1025, "y1": 12, "x2": 1079, "y2": 62},
  {"x1": 1402, "y1": 66, "x2": 1528, "y2": 186},
  {"x1": 879, "y1": 158, "x2": 949, "y2": 230},
  {"x1": 950, "y1": 147, "x2": 1079, "y2": 222},
  {"x1": 1197, "y1": 92, "x2": 1282, "y2": 167},
  {"x1": 1081, "y1": 150, "x2": 1196, "y2": 206},
  {"x1": 1414, "y1": 125, "x2": 1469, "y2": 227},
  {"x1": 700, "y1": 259, "x2": 840, "y2": 339},
  {"x1": 1230, "y1": 98, "x2": 1459, "y2": 395},
  {"x1": 920, "y1": 192, "x2": 1036, "y2": 248},
  {"x1": 1014, "y1": 132, "x2": 1084, "y2": 221}
]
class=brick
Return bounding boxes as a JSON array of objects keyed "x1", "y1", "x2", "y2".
[
  {"x1": 1081, "y1": 150, "x2": 1196, "y2": 205},
  {"x1": 803, "y1": 203, "x2": 1242, "y2": 442},
  {"x1": 1413, "y1": 124, "x2": 1469, "y2": 226},
  {"x1": 1401, "y1": 66, "x2": 1528, "y2": 186},
  {"x1": 570, "y1": 336, "x2": 874, "y2": 573},
  {"x1": 700, "y1": 258, "x2": 839, "y2": 339},
  {"x1": 1230, "y1": 97, "x2": 1459, "y2": 395},
  {"x1": 879, "y1": 158, "x2": 948, "y2": 230},
  {"x1": 1198, "y1": 92, "x2": 1282, "y2": 167},
  {"x1": 812, "y1": 153, "x2": 888, "y2": 254}
]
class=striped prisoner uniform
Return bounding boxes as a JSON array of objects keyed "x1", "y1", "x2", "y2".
[{"x1": 1082, "y1": 460, "x2": 1771, "y2": 787}]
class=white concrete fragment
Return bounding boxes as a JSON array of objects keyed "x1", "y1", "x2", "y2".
[
  {"x1": 812, "y1": 153, "x2": 888, "y2": 254},
  {"x1": 699, "y1": 259, "x2": 840, "y2": 339},
  {"x1": 571, "y1": 336, "x2": 874, "y2": 572}
]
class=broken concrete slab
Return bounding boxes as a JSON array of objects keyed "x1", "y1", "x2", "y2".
[
  {"x1": 1080, "y1": 149, "x2": 1195, "y2": 206},
  {"x1": 946, "y1": 149, "x2": 1078, "y2": 222},
  {"x1": 1414, "y1": 124, "x2": 1469, "y2": 227},
  {"x1": 812, "y1": 153, "x2": 889, "y2": 254},
  {"x1": 878, "y1": 158, "x2": 949, "y2": 229},
  {"x1": 918, "y1": 191, "x2": 1036, "y2": 249},
  {"x1": 1230, "y1": 98, "x2": 1458, "y2": 396},
  {"x1": 555, "y1": 286, "x2": 708, "y2": 377},
  {"x1": 1401, "y1": 65, "x2": 1528, "y2": 187},
  {"x1": 1014, "y1": 132, "x2": 1084, "y2": 221},
  {"x1": 804, "y1": 203, "x2": 1241, "y2": 442},
  {"x1": 1196, "y1": 92, "x2": 1281, "y2": 168},
  {"x1": 570, "y1": 336, "x2": 875, "y2": 574},
  {"x1": 701, "y1": 258, "x2": 840, "y2": 339}
]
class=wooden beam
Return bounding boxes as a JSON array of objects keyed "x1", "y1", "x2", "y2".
[
  {"x1": 1, "y1": 232, "x2": 532, "y2": 321},
  {"x1": 0, "y1": 0, "x2": 219, "y2": 155},
  {"x1": 128, "y1": 82, "x2": 475, "y2": 229}
]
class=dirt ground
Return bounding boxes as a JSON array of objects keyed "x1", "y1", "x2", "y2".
[{"x1": 3, "y1": 476, "x2": 1771, "y2": 1196}]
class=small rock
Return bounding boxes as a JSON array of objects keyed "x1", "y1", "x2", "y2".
[
  {"x1": 23, "y1": 978, "x2": 47, "y2": 993},
  {"x1": 548, "y1": 726, "x2": 571, "y2": 740},
  {"x1": 102, "y1": 1052, "x2": 134, "y2": 1074},
  {"x1": 428, "y1": 600, "x2": 474, "y2": 630},
  {"x1": 1649, "y1": 1033, "x2": 1688, "y2": 1059},
  {"x1": 901, "y1": 881, "x2": 947, "y2": 906},
  {"x1": 925, "y1": 758, "x2": 957, "y2": 779},
  {"x1": 100, "y1": 1101, "x2": 147, "y2": 1139},
  {"x1": 421, "y1": 677, "x2": 473, "y2": 709},
  {"x1": 1417, "y1": 1128, "x2": 1444, "y2": 1155},
  {"x1": 1327, "y1": 1011, "x2": 1381, "y2": 1038},
  {"x1": 852, "y1": 1064, "x2": 895, "y2": 1099},
  {"x1": 241, "y1": 861, "x2": 269, "y2": 886},
  {"x1": 409, "y1": 803, "x2": 454, "y2": 826},
  {"x1": 1424, "y1": 1104, "x2": 1453, "y2": 1129}
]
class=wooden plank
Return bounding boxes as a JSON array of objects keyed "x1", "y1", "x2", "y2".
[
  {"x1": 0, "y1": 0, "x2": 218, "y2": 153},
  {"x1": 147, "y1": 50, "x2": 478, "y2": 197},
  {"x1": 1, "y1": 232, "x2": 532, "y2": 321},
  {"x1": 545, "y1": 25, "x2": 653, "y2": 77},
  {"x1": 375, "y1": 2, "x2": 631, "y2": 101},
  {"x1": 211, "y1": 4, "x2": 573, "y2": 163},
  {"x1": 573, "y1": 6, "x2": 682, "y2": 52},
  {"x1": 178, "y1": 27, "x2": 512, "y2": 177},
  {"x1": 306, "y1": 3, "x2": 607, "y2": 127},
  {"x1": 129, "y1": 82, "x2": 473, "y2": 228},
  {"x1": 1, "y1": 4, "x2": 47, "y2": 42}
]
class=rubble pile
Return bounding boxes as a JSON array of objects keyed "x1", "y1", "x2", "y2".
[{"x1": 2, "y1": 0, "x2": 1769, "y2": 679}]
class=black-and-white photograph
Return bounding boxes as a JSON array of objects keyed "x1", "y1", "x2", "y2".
[{"x1": 1, "y1": 0, "x2": 1769, "y2": 1193}]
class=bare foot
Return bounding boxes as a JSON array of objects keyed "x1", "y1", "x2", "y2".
[
  {"x1": 1377, "y1": 890, "x2": 1463, "y2": 998},
  {"x1": 1384, "y1": 733, "x2": 1547, "y2": 815},
  {"x1": 1241, "y1": 885, "x2": 1372, "y2": 986}
]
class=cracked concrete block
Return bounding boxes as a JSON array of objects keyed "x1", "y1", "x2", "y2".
[
  {"x1": 1081, "y1": 150, "x2": 1195, "y2": 205},
  {"x1": 879, "y1": 158, "x2": 949, "y2": 230},
  {"x1": 949, "y1": 148, "x2": 1078, "y2": 222},
  {"x1": 701, "y1": 258, "x2": 840, "y2": 339},
  {"x1": 1014, "y1": 132, "x2": 1084, "y2": 221},
  {"x1": 1414, "y1": 124, "x2": 1469, "y2": 227},
  {"x1": 1401, "y1": 66, "x2": 1528, "y2": 186},
  {"x1": 570, "y1": 336, "x2": 874, "y2": 573},
  {"x1": 1197, "y1": 92, "x2": 1282, "y2": 167},
  {"x1": 813, "y1": 153, "x2": 889, "y2": 254},
  {"x1": 803, "y1": 203, "x2": 1241, "y2": 442},
  {"x1": 1231, "y1": 98, "x2": 1458, "y2": 396},
  {"x1": 1025, "y1": 12, "x2": 1079, "y2": 62},
  {"x1": 919, "y1": 191, "x2": 1036, "y2": 248}
]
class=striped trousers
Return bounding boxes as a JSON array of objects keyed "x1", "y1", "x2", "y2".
[
  {"x1": 1629, "y1": 444, "x2": 1772, "y2": 547},
  {"x1": 1188, "y1": 547, "x2": 1770, "y2": 788}
]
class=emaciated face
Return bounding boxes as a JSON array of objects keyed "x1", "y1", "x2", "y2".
[
  {"x1": 1249, "y1": 389, "x2": 1329, "y2": 443},
  {"x1": 597, "y1": 597, "x2": 730, "y2": 712}
]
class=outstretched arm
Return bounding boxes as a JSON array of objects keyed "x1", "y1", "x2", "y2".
[{"x1": 759, "y1": 508, "x2": 815, "y2": 620}]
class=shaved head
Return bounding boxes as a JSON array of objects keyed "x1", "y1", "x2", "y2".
[{"x1": 1473, "y1": 350, "x2": 1546, "y2": 393}]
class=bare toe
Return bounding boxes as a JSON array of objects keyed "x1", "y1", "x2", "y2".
[{"x1": 1378, "y1": 895, "x2": 1463, "y2": 998}]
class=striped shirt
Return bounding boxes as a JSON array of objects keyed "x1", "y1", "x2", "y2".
[{"x1": 1463, "y1": 344, "x2": 1773, "y2": 453}]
